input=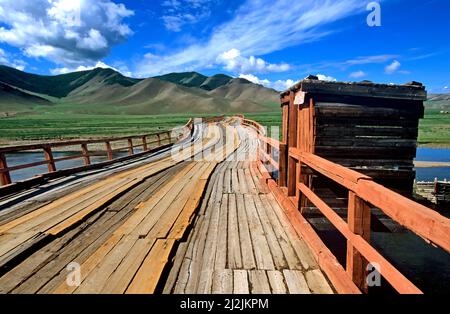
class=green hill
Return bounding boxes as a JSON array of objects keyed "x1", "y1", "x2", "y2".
[
  {"x1": 0, "y1": 66, "x2": 280, "y2": 115},
  {"x1": 0, "y1": 66, "x2": 141, "y2": 98}
]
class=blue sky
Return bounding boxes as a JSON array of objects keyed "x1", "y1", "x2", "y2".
[{"x1": 0, "y1": 0, "x2": 448, "y2": 92}]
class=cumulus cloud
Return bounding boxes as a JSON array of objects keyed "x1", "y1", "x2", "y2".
[
  {"x1": 51, "y1": 61, "x2": 132, "y2": 77},
  {"x1": 0, "y1": 48, "x2": 26, "y2": 70},
  {"x1": 316, "y1": 74, "x2": 337, "y2": 81},
  {"x1": 136, "y1": 0, "x2": 373, "y2": 76},
  {"x1": 0, "y1": 0, "x2": 133, "y2": 67},
  {"x1": 349, "y1": 70, "x2": 367, "y2": 79},
  {"x1": 385, "y1": 60, "x2": 401, "y2": 74},
  {"x1": 217, "y1": 49, "x2": 290, "y2": 74},
  {"x1": 238, "y1": 74, "x2": 297, "y2": 91}
]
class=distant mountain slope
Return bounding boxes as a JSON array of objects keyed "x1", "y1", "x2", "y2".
[
  {"x1": 0, "y1": 66, "x2": 141, "y2": 98},
  {"x1": 200, "y1": 74, "x2": 233, "y2": 91},
  {"x1": 0, "y1": 82, "x2": 51, "y2": 112},
  {"x1": 0, "y1": 66, "x2": 280, "y2": 115},
  {"x1": 428, "y1": 93, "x2": 450, "y2": 101},
  {"x1": 209, "y1": 78, "x2": 279, "y2": 110},
  {"x1": 155, "y1": 72, "x2": 233, "y2": 91}
]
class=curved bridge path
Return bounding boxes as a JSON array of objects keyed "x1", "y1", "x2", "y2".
[{"x1": 0, "y1": 118, "x2": 333, "y2": 294}]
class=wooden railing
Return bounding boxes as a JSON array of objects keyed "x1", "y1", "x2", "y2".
[
  {"x1": 242, "y1": 117, "x2": 450, "y2": 294},
  {"x1": 0, "y1": 119, "x2": 194, "y2": 187}
]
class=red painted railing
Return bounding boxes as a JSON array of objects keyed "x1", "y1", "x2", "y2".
[
  {"x1": 242, "y1": 118, "x2": 450, "y2": 294},
  {"x1": 0, "y1": 119, "x2": 194, "y2": 187}
]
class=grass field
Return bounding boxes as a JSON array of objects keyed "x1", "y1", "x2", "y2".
[{"x1": 0, "y1": 107, "x2": 448, "y2": 147}]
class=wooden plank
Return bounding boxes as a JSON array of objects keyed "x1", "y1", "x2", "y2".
[
  {"x1": 249, "y1": 270, "x2": 271, "y2": 294},
  {"x1": 214, "y1": 194, "x2": 228, "y2": 270},
  {"x1": 346, "y1": 191, "x2": 371, "y2": 292},
  {"x1": 126, "y1": 239, "x2": 175, "y2": 294},
  {"x1": 305, "y1": 269, "x2": 334, "y2": 294},
  {"x1": 258, "y1": 194, "x2": 303, "y2": 270},
  {"x1": 101, "y1": 238, "x2": 157, "y2": 294},
  {"x1": 233, "y1": 270, "x2": 249, "y2": 294},
  {"x1": 237, "y1": 169, "x2": 248, "y2": 194},
  {"x1": 53, "y1": 234, "x2": 123, "y2": 294},
  {"x1": 197, "y1": 200, "x2": 222, "y2": 293},
  {"x1": 243, "y1": 195, "x2": 275, "y2": 270},
  {"x1": 211, "y1": 269, "x2": 233, "y2": 294},
  {"x1": 283, "y1": 270, "x2": 310, "y2": 294},
  {"x1": 252, "y1": 195, "x2": 287, "y2": 270},
  {"x1": 267, "y1": 270, "x2": 288, "y2": 294},
  {"x1": 74, "y1": 235, "x2": 137, "y2": 294},
  {"x1": 227, "y1": 194, "x2": 242, "y2": 269},
  {"x1": 0, "y1": 152, "x2": 12, "y2": 186},
  {"x1": 265, "y1": 193, "x2": 317, "y2": 270},
  {"x1": 236, "y1": 194, "x2": 256, "y2": 270}
]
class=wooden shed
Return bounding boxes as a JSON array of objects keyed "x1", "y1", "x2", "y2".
[{"x1": 279, "y1": 77, "x2": 427, "y2": 195}]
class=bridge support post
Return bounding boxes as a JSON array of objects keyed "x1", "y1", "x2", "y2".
[
  {"x1": 142, "y1": 136, "x2": 148, "y2": 152},
  {"x1": 0, "y1": 153, "x2": 12, "y2": 186},
  {"x1": 157, "y1": 134, "x2": 161, "y2": 146},
  {"x1": 128, "y1": 139, "x2": 134, "y2": 156},
  {"x1": 105, "y1": 142, "x2": 113, "y2": 160},
  {"x1": 43, "y1": 145, "x2": 56, "y2": 173},
  {"x1": 347, "y1": 191, "x2": 371, "y2": 293},
  {"x1": 278, "y1": 143, "x2": 287, "y2": 187},
  {"x1": 81, "y1": 144, "x2": 91, "y2": 166},
  {"x1": 287, "y1": 91, "x2": 299, "y2": 197}
]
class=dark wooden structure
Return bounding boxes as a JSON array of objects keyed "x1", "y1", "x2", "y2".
[{"x1": 279, "y1": 77, "x2": 427, "y2": 195}]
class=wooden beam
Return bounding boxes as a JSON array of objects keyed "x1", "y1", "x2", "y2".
[
  {"x1": 347, "y1": 191, "x2": 371, "y2": 293},
  {"x1": 142, "y1": 136, "x2": 148, "y2": 152},
  {"x1": 43, "y1": 145, "x2": 56, "y2": 173},
  {"x1": 278, "y1": 143, "x2": 287, "y2": 187},
  {"x1": 127, "y1": 139, "x2": 134, "y2": 156},
  {"x1": 0, "y1": 153, "x2": 12, "y2": 186},
  {"x1": 287, "y1": 91, "x2": 298, "y2": 196},
  {"x1": 81, "y1": 144, "x2": 91, "y2": 166},
  {"x1": 105, "y1": 142, "x2": 113, "y2": 161}
]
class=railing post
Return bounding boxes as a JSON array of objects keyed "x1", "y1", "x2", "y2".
[
  {"x1": 278, "y1": 143, "x2": 287, "y2": 187},
  {"x1": 43, "y1": 145, "x2": 56, "y2": 173},
  {"x1": 105, "y1": 142, "x2": 113, "y2": 161},
  {"x1": 157, "y1": 134, "x2": 161, "y2": 146},
  {"x1": 167, "y1": 132, "x2": 172, "y2": 144},
  {"x1": 287, "y1": 91, "x2": 299, "y2": 196},
  {"x1": 81, "y1": 144, "x2": 91, "y2": 166},
  {"x1": 128, "y1": 139, "x2": 134, "y2": 156},
  {"x1": 142, "y1": 136, "x2": 148, "y2": 151},
  {"x1": 347, "y1": 191, "x2": 371, "y2": 293},
  {"x1": 0, "y1": 152, "x2": 12, "y2": 186}
]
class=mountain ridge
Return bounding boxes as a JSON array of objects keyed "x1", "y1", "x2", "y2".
[{"x1": 0, "y1": 65, "x2": 280, "y2": 115}]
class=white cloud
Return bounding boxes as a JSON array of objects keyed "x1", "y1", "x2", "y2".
[
  {"x1": 161, "y1": 0, "x2": 213, "y2": 32},
  {"x1": 136, "y1": 0, "x2": 373, "y2": 76},
  {"x1": 51, "y1": 61, "x2": 132, "y2": 77},
  {"x1": 0, "y1": 0, "x2": 133, "y2": 67},
  {"x1": 239, "y1": 74, "x2": 270, "y2": 86},
  {"x1": 239, "y1": 73, "x2": 297, "y2": 91},
  {"x1": 0, "y1": 48, "x2": 27, "y2": 70},
  {"x1": 349, "y1": 70, "x2": 367, "y2": 79},
  {"x1": 385, "y1": 60, "x2": 401, "y2": 74},
  {"x1": 317, "y1": 74, "x2": 337, "y2": 81},
  {"x1": 217, "y1": 49, "x2": 290, "y2": 74}
]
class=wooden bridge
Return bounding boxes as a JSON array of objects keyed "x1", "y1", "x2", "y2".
[{"x1": 0, "y1": 81, "x2": 449, "y2": 295}]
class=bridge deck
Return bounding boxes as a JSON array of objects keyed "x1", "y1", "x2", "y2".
[
  {"x1": 166, "y1": 160, "x2": 333, "y2": 294},
  {"x1": 0, "y1": 121, "x2": 333, "y2": 294}
]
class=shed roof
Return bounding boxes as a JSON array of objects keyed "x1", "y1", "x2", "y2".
[{"x1": 280, "y1": 76, "x2": 427, "y2": 101}]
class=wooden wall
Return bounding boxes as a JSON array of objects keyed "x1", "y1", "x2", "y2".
[{"x1": 311, "y1": 94, "x2": 424, "y2": 195}]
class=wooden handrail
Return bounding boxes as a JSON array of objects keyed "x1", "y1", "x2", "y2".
[
  {"x1": 241, "y1": 116, "x2": 450, "y2": 294},
  {"x1": 290, "y1": 147, "x2": 450, "y2": 254},
  {"x1": 0, "y1": 118, "x2": 195, "y2": 186}
]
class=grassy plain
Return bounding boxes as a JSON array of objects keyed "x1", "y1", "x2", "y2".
[{"x1": 0, "y1": 106, "x2": 448, "y2": 147}]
